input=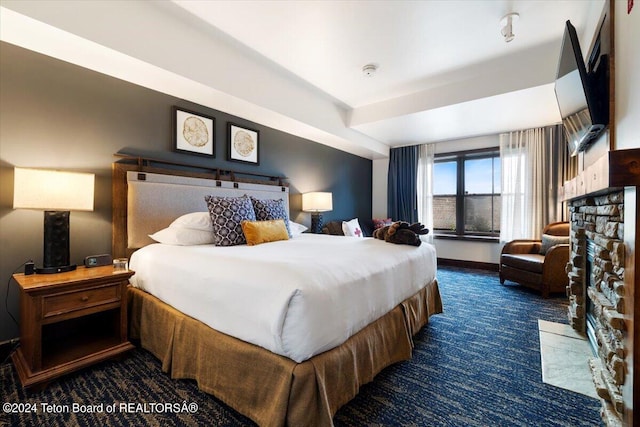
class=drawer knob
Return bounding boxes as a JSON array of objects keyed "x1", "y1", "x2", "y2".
[{"x1": 81, "y1": 296, "x2": 89, "y2": 302}]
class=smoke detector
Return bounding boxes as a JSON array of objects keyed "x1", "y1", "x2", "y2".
[
  {"x1": 500, "y1": 13, "x2": 519, "y2": 43},
  {"x1": 362, "y1": 64, "x2": 378, "y2": 77}
]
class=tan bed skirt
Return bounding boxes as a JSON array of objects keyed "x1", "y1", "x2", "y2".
[{"x1": 128, "y1": 279, "x2": 442, "y2": 427}]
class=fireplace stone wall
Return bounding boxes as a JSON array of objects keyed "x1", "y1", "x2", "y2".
[{"x1": 566, "y1": 190, "x2": 626, "y2": 426}]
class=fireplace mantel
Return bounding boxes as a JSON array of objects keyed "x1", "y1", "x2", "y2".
[{"x1": 561, "y1": 148, "x2": 640, "y2": 202}]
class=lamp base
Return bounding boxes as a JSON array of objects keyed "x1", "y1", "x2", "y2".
[
  {"x1": 310, "y1": 213, "x2": 324, "y2": 234},
  {"x1": 41, "y1": 210, "x2": 74, "y2": 274},
  {"x1": 36, "y1": 264, "x2": 77, "y2": 275}
]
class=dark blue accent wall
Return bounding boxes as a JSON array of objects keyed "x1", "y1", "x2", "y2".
[{"x1": 0, "y1": 42, "x2": 372, "y2": 341}]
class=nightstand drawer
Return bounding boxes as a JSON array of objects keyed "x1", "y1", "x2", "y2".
[{"x1": 42, "y1": 284, "x2": 121, "y2": 318}]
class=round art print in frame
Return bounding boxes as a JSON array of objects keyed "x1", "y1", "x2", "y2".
[
  {"x1": 173, "y1": 106, "x2": 215, "y2": 157},
  {"x1": 228, "y1": 123, "x2": 260, "y2": 165}
]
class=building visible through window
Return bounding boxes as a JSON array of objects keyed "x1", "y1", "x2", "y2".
[{"x1": 433, "y1": 148, "x2": 500, "y2": 237}]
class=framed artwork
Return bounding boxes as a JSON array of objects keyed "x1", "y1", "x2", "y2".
[
  {"x1": 173, "y1": 106, "x2": 215, "y2": 157},
  {"x1": 228, "y1": 123, "x2": 260, "y2": 165}
]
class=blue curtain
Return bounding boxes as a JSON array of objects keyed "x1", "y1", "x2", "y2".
[{"x1": 387, "y1": 145, "x2": 418, "y2": 223}]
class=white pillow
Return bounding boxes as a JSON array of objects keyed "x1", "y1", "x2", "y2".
[
  {"x1": 149, "y1": 212, "x2": 215, "y2": 245},
  {"x1": 149, "y1": 227, "x2": 215, "y2": 245},
  {"x1": 169, "y1": 212, "x2": 212, "y2": 231},
  {"x1": 342, "y1": 218, "x2": 364, "y2": 238},
  {"x1": 289, "y1": 221, "x2": 308, "y2": 237}
]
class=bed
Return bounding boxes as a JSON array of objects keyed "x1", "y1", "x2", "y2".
[{"x1": 112, "y1": 162, "x2": 442, "y2": 427}]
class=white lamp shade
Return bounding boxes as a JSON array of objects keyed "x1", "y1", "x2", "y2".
[
  {"x1": 302, "y1": 192, "x2": 332, "y2": 212},
  {"x1": 13, "y1": 168, "x2": 95, "y2": 211}
]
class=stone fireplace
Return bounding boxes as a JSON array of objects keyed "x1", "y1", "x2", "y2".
[{"x1": 566, "y1": 190, "x2": 626, "y2": 426}]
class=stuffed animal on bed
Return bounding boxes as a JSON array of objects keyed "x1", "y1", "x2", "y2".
[{"x1": 372, "y1": 221, "x2": 429, "y2": 246}]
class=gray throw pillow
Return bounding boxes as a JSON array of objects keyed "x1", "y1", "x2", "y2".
[
  {"x1": 539, "y1": 233, "x2": 569, "y2": 255},
  {"x1": 250, "y1": 197, "x2": 292, "y2": 237}
]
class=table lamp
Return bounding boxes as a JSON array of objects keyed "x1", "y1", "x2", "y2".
[
  {"x1": 302, "y1": 192, "x2": 332, "y2": 234},
  {"x1": 13, "y1": 168, "x2": 95, "y2": 274}
]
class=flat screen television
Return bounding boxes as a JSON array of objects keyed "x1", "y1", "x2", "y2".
[{"x1": 554, "y1": 20, "x2": 608, "y2": 156}]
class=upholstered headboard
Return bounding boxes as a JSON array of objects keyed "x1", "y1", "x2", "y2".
[{"x1": 112, "y1": 163, "x2": 289, "y2": 258}]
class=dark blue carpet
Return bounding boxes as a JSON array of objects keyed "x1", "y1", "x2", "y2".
[
  {"x1": 334, "y1": 266, "x2": 601, "y2": 426},
  {"x1": 1, "y1": 266, "x2": 601, "y2": 426}
]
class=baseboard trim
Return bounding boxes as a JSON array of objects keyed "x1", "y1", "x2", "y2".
[{"x1": 437, "y1": 258, "x2": 499, "y2": 272}]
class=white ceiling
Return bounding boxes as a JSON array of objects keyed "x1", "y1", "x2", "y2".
[
  {"x1": 0, "y1": 0, "x2": 606, "y2": 158},
  {"x1": 173, "y1": 0, "x2": 605, "y2": 146}
]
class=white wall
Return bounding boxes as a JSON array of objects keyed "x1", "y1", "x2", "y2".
[
  {"x1": 372, "y1": 158, "x2": 389, "y2": 218},
  {"x1": 584, "y1": 1, "x2": 638, "y2": 167},
  {"x1": 615, "y1": 3, "x2": 639, "y2": 411},
  {"x1": 435, "y1": 239, "x2": 502, "y2": 264},
  {"x1": 433, "y1": 134, "x2": 499, "y2": 154},
  {"x1": 614, "y1": 1, "x2": 640, "y2": 150}
]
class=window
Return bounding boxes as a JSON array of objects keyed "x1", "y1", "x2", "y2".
[{"x1": 433, "y1": 149, "x2": 501, "y2": 237}]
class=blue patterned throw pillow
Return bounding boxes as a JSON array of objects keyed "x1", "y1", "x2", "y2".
[
  {"x1": 205, "y1": 195, "x2": 256, "y2": 246},
  {"x1": 250, "y1": 197, "x2": 292, "y2": 237}
]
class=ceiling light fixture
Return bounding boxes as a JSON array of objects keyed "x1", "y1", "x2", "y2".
[
  {"x1": 500, "y1": 12, "x2": 519, "y2": 43},
  {"x1": 362, "y1": 64, "x2": 378, "y2": 77}
]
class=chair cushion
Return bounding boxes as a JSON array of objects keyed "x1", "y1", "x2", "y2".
[
  {"x1": 322, "y1": 220, "x2": 345, "y2": 235},
  {"x1": 500, "y1": 253, "x2": 545, "y2": 274}
]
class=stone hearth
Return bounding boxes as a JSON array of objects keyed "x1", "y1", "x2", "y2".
[{"x1": 566, "y1": 190, "x2": 625, "y2": 427}]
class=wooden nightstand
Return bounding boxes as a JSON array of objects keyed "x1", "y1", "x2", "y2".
[{"x1": 11, "y1": 265, "x2": 135, "y2": 389}]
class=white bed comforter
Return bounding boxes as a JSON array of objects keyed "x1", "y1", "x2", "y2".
[{"x1": 129, "y1": 234, "x2": 437, "y2": 363}]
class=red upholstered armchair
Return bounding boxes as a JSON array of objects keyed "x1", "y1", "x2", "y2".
[{"x1": 499, "y1": 222, "x2": 570, "y2": 298}]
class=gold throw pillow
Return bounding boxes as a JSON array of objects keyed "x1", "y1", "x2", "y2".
[{"x1": 241, "y1": 219, "x2": 290, "y2": 246}]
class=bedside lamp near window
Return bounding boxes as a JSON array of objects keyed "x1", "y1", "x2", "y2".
[
  {"x1": 302, "y1": 192, "x2": 332, "y2": 234},
  {"x1": 13, "y1": 168, "x2": 95, "y2": 274}
]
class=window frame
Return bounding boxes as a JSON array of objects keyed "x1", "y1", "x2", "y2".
[{"x1": 432, "y1": 147, "x2": 501, "y2": 239}]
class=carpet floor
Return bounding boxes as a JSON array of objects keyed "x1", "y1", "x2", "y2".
[{"x1": 0, "y1": 266, "x2": 601, "y2": 426}]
